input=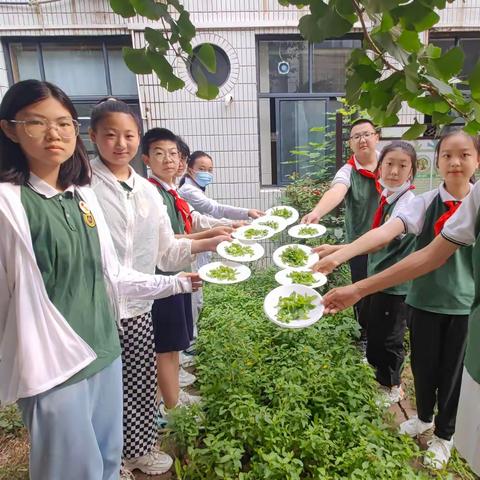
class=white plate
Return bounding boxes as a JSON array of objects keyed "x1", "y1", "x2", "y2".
[
  {"x1": 216, "y1": 240, "x2": 264, "y2": 263},
  {"x1": 232, "y1": 224, "x2": 276, "y2": 243},
  {"x1": 264, "y1": 284, "x2": 324, "y2": 329},
  {"x1": 265, "y1": 205, "x2": 299, "y2": 226},
  {"x1": 288, "y1": 223, "x2": 327, "y2": 239},
  {"x1": 272, "y1": 244, "x2": 319, "y2": 270},
  {"x1": 251, "y1": 215, "x2": 288, "y2": 234},
  {"x1": 198, "y1": 261, "x2": 251, "y2": 285},
  {"x1": 275, "y1": 268, "x2": 327, "y2": 289}
]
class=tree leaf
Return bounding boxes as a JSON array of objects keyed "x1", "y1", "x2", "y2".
[
  {"x1": 109, "y1": 0, "x2": 135, "y2": 17},
  {"x1": 404, "y1": 62, "x2": 420, "y2": 93},
  {"x1": 195, "y1": 43, "x2": 216, "y2": 74},
  {"x1": 468, "y1": 60, "x2": 480, "y2": 101},
  {"x1": 122, "y1": 47, "x2": 152, "y2": 74},
  {"x1": 363, "y1": 0, "x2": 399, "y2": 14},
  {"x1": 177, "y1": 10, "x2": 196, "y2": 41},
  {"x1": 353, "y1": 64, "x2": 381, "y2": 82},
  {"x1": 397, "y1": 30, "x2": 422, "y2": 53},
  {"x1": 379, "y1": 12, "x2": 395, "y2": 32},
  {"x1": 195, "y1": 68, "x2": 220, "y2": 100},
  {"x1": 464, "y1": 120, "x2": 480, "y2": 135},
  {"x1": 428, "y1": 47, "x2": 464, "y2": 82},
  {"x1": 394, "y1": 3, "x2": 440, "y2": 32},
  {"x1": 424, "y1": 74, "x2": 454, "y2": 95},
  {"x1": 409, "y1": 94, "x2": 450, "y2": 115},
  {"x1": 144, "y1": 27, "x2": 169, "y2": 53},
  {"x1": 130, "y1": 0, "x2": 162, "y2": 20},
  {"x1": 402, "y1": 121, "x2": 427, "y2": 140}
]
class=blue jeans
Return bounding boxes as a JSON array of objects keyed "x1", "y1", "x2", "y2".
[{"x1": 18, "y1": 357, "x2": 123, "y2": 480}]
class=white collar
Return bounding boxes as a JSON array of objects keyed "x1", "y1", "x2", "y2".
[
  {"x1": 439, "y1": 182, "x2": 472, "y2": 202},
  {"x1": 27, "y1": 173, "x2": 76, "y2": 199},
  {"x1": 150, "y1": 173, "x2": 175, "y2": 191},
  {"x1": 382, "y1": 182, "x2": 413, "y2": 205},
  {"x1": 121, "y1": 172, "x2": 135, "y2": 189},
  {"x1": 352, "y1": 154, "x2": 378, "y2": 173}
]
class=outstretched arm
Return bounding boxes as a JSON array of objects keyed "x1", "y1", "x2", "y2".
[
  {"x1": 323, "y1": 235, "x2": 459, "y2": 313},
  {"x1": 301, "y1": 183, "x2": 348, "y2": 224},
  {"x1": 312, "y1": 218, "x2": 404, "y2": 274}
]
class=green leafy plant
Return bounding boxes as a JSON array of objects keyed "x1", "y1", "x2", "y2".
[
  {"x1": 244, "y1": 228, "x2": 269, "y2": 240},
  {"x1": 0, "y1": 405, "x2": 24, "y2": 436},
  {"x1": 298, "y1": 226, "x2": 318, "y2": 236},
  {"x1": 280, "y1": 246, "x2": 309, "y2": 267},
  {"x1": 225, "y1": 243, "x2": 255, "y2": 257},
  {"x1": 257, "y1": 220, "x2": 280, "y2": 230},
  {"x1": 208, "y1": 265, "x2": 238, "y2": 281},
  {"x1": 276, "y1": 291, "x2": 317, "y2": 323},
  {"x1": 287, "y1": 270, "x2": 318, "y2": 286},
  {"x1": 270, "y1": 207, "x2": 293, "y2": 220},
  {"x1": 171, "y1": 269, "x2": 438, "y2": 478}
]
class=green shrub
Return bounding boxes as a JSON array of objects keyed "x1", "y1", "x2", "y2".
[{"x1": 171, "y1": 270, "x2": 429, "y2": 479}]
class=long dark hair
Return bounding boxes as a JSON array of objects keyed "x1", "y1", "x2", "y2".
[
  {"x1": 179, "y1": 150, "x2": 212, "y2": 188},
  {"x1": 378, "y1": 140, "x2": 418, "y2": 179},
  {"x1": 0, "y1": 80, "x2": 91, "y2": 187}
]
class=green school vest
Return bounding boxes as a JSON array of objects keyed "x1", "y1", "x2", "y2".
[
  {"x1": 465, "y1": 211, "x2": 480, "y2": 383},
  {"x1": 21, "y1": 186, "x2": 121, "y2": 386},
  {"x1": 406, "y1": 194, "x2": 474, "y2": 315},
  {"x1": 153, "y1": 184, "x2": 189, "y2": 275},
  {"x1": 367, "y1": 197, "x2": 416, "y2": 296},
  {"x1": 344, "y1": 167, "x2": 379, "y2": 243}
]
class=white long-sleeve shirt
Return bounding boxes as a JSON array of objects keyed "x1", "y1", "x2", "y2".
[
  {"x1": 0, "y1": 180, "x2": 191, "y2": 404},
  {"x1": 91, "y1": 158, "x2": 195, "y2": 318},
  {"x1": 179, "y1": 176, "x2": 249, "y2": 220}
]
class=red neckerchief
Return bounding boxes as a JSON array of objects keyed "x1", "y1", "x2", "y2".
[
  {"x1": 347, "y1": 155, "x2": 382, "y2": 194},
  {"x1": 148, "y1": 177, "x2": 192, "y2": 234},
  {"x1": 434, "y1": 200, "x2": 461, "y2": 236},
  {"x1": 371, "y1": 185, "x2": 415, "y2": 229}
]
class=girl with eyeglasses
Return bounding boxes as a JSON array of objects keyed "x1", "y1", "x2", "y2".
[{"x1": 0, "y1": 80, "x2": 202, "y2": 480}]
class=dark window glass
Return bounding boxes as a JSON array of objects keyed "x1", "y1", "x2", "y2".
[
  {"x1": 189, "y1": 44, "x2": 231, "y2": 87},
  {"x1": 258, "y1": 40, "x2": 308, "y2": 94}
]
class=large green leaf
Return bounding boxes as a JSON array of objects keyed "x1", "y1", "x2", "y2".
[
  {"x1": 397, "y1": 30, "x2": 422, "y2": 53},
  {"x1": 469, "y1": 61, "x2": 480, "y2": 101},
  {"x1": 299, "y1": 6, "x2": 354, "y2": 43},
  {"x1": 363, "y1": 0, "x2": 400, "y2": 14},
  {"x1": 402, "y1": 121, "x2": 427, "y2": 140},
  {"x1": 146, "y1": 50, "x2": 185, "y2": 92},
  {"x1": 195, "y1": 43, "x2": 216, "y2": 74},
  {"x1": 464, "y1": 120, "x2": 480, "y2": 135},
  {"x1": 177, "y1": 10, "x2": 196, "y2": 41},
  {"x1": 110, "y1": 0, "x2": 135, "y2": 17},
  {"x1": 404, "y1": 62, "x2": 420, "y2": 93},
  {"x1": 428, "y1": 47, "x2": 464, "y2": 82},
  {"x1": 353, "y1": 64, "x2": 381, "y2": 82},
  {"x1": 379, "y1": 12, "x2": 395, "y2": 32},
  {"x1": 409, "y1": 94, "x2": 450, "y2": 115},
  {"x1": 345, "y1": 72, "x2": 364, "y2": 104},
  {"x1": 372, "y1": 32, "x2": 410, "y2": 64},
  {"x1": 144, "y1": 27, "x2": 169, "y2": 53},
  {"x1": 122, "y1": 47, "x2": 152, "y2": 74},
  {"x1": 195, "y1": 68, "x2": 220, "y2": 100},
  {"x1": 130, "y1": 0, "x2": 162, "y2": 20},
  {"x1": 394, "y1": 2, "x2": 440, "y2": 32}
]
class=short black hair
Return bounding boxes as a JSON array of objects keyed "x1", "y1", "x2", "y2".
[
  {"x1": 0, "y1": 80, "x2": 91, "y2": 188},
  {"x1": 177, "y1": 136, "x2": 190, "y2": 160},
  {"x1": 141, "y1": 127, "x2": 178, "y2": 155},
  {"x1": 435, "y1": 128, "x2": 480, "y2": 167},
  {"x1": 350, "y1": 118, "x2": 377, "y2": 131},
  {"x1": 378, "y1": 140, "x2": 418, "y2": 179},
  {"x1": 90, "y1": 97, "x2": 141, "y2": 132}
]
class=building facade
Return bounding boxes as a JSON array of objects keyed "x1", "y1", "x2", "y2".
[{"x1": 1, "y1": 0, "x2": 479, "y2": 209}]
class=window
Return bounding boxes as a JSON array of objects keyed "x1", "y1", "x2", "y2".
[
  {"x1": 431, "y1": 34, "x2": 480, "y2": 90},
  {"x1": 6, "y1": 38, "x2": 144, "y2": 174},
  {"x1": 257, "y1": 36, "x2": 361, "y2": 186},
  {"x1": 189, "y1": 44, "x2": 231, "y2": 87}
]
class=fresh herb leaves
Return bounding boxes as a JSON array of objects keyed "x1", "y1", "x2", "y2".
[
  {"x1": 287, "y1": 270, "x2": 317, "y2": 286},
  {"x1": 276, "y1": 291, "x2": 316, "y2": 323},
  {"x1": 280, "y1": 246, "x2": 309, "y2": 267},
  {"x1": 225, "y1": 243, "x2": 255, "y2": 257},
  {"x1": 208, "y1": 265, "x2": 238, "y2": 281}
]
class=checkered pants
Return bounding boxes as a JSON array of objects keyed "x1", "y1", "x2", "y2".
[{"x1": 119, "y1": 311, "x2": 157, "y2": 459}]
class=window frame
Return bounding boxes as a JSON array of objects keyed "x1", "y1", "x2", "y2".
[
  {"x1": 3, "y1": 36, "x2": 138, "y2": 102},
  {"x1": 256, "y1": 34, "x2": 362, "y2": 187}
]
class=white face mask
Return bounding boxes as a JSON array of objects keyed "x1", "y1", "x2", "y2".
[{"x1": 379, "y1": 177, "x2": 411, "y2": 193}]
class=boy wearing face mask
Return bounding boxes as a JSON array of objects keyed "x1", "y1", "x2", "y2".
[{"x1": 178, "y1": 150, "x2": 264, "y2": 221}]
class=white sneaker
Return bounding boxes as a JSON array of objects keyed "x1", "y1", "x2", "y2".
[
  {"x1": 178, "y1": 389, "x2": 201, "y2": 406},
  {"x1": 399, "y1": 416, "x2": 434, "y2": 437},
  {"x1": 123, "y1": 447, "x2": 173, "y2": 475},
  {"x1": 179, "y1": 367, "x2": 196, "y2": 387},
  {"x1": 180, "y1": 351, "x2": 195, "y2": 368},
  {"x1": 424, "y1": 435, "x2": 453, "y2": 469},
  {"x1": 119, "y1": 466, "x2": 135, "y2": 480}
]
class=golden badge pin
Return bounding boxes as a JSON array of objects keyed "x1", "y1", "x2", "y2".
[{"x1": 78, "y1": 200, "x2": 96, "y2": 228}]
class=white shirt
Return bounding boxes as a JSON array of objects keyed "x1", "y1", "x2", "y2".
[
  {"x1": 0, "y1": 179, "x2": 191, "y2": 404},
  {"x1": 393, "y1": 183, "x2": 472, "y2": 235},
  {"x1": 178, "y1": 177, "x2": 249, "y2": 221},
  {"x1": 91, "y1": 158, "x2": 195, "y2": 318},
  {"x1": 442, "y1": 181, "x2": 480, "y2": 246},
  {"x1": 331, "y1": 155, "x2": 377, "y2": 189}
]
